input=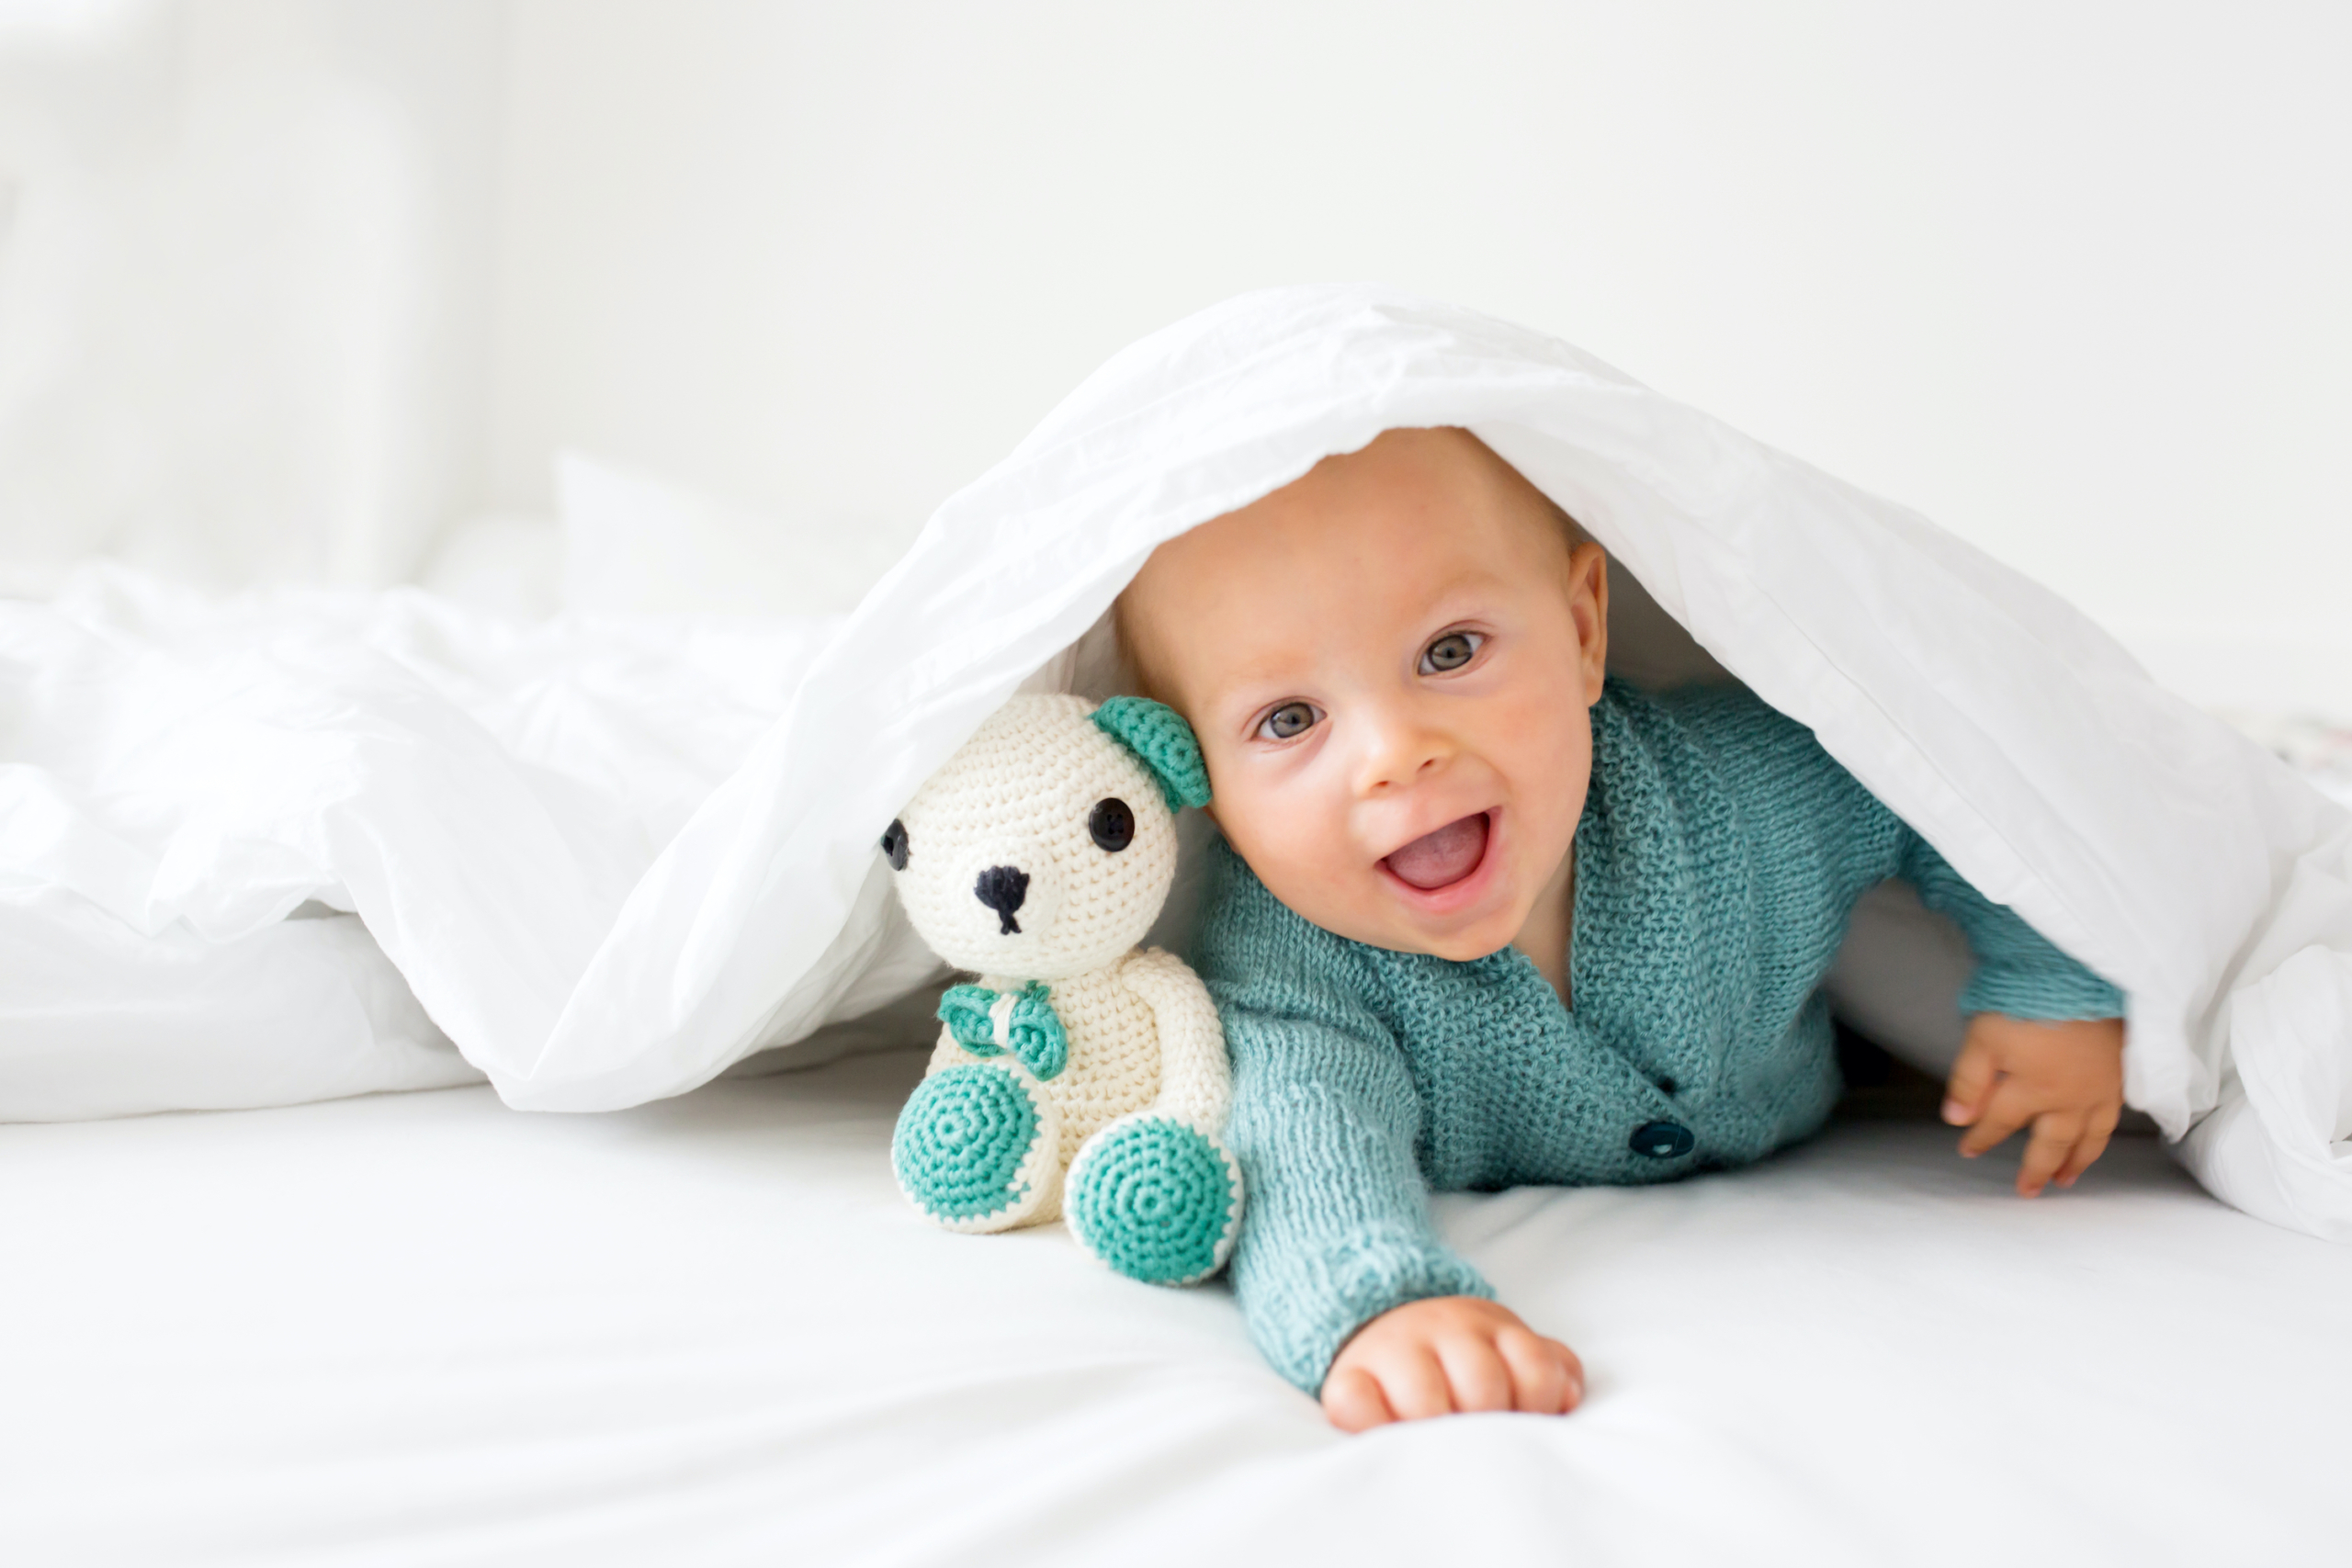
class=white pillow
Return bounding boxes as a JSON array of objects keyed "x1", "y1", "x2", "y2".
[
  {"x1": 419, "y1": 513, "x2": 564, "y2": 621},
  {"x1": 556, "y1": 452, "x2": 913, "y2": 618}
]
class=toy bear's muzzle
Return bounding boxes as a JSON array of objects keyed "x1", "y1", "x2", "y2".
[
  {"x1": 973, "y1": 864, "x2": 1030, "y2": 933},
  {"x1": 954, "y1": 836, "x2": 1065, "y2": 950}
]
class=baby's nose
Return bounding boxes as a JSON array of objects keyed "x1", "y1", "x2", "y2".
[
  {"x1": 1354, "y1": 710, "x2": 1455, "y2": 795},
  {"x1": 973, "y1": 864, "x2": 1030, "y2": 934}
]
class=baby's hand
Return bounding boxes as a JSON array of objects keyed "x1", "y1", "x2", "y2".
[
  {"x1": 1319, "y1": 1296, "x2": 1582, "y2": 1432},
  {"x1": 1941, "y1": 1014, "x2": 2125, "y2": 1197}
]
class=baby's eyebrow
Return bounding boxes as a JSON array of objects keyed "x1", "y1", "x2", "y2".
[{"x1": 1203, "y1": 648, "x2": 1318, "y2": 700}]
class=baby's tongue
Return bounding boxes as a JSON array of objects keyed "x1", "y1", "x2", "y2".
[{"x1": 1384, "y1": 814, "x2": 1489, "y2": 890}]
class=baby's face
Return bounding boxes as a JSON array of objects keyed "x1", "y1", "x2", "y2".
[{"x1": 1120, "y1": 428, "x2": 1608, "y2": 962}]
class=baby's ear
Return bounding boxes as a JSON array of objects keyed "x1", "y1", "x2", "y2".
[{"x1": 1091, "y1": 696, "x2": 1211, "y2": 813}]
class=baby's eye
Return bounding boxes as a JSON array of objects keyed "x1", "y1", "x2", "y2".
[
  {"x1": 1418, "y1": 631, "x2": 1484, "y2": 675},
  {"x1": 1255, "y1": 701, "x2": 1322, "y2": 742}
]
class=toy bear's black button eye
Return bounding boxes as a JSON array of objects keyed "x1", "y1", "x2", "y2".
[
  {"x1": 880, "y1": 818, "x2": 910, "y2": 871},
  {"x1": 1089, "y1": 797, "x2": 1135, "y2": 852}
]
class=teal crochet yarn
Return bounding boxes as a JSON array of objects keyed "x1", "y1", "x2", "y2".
[
  {"x1": 891, "y1": 1064, "x2": 1045, "y2": 1224},
  {"x1": 1066, "y1": 1116, "x2": 1242, "y2": 1284},
  {"x1": 937, "y1": 984, "x2": 996, "y2": 1049},
  {"x1": 1091, "y1": 696, "x2": 1212, "y2": 812},
  {"x1": 1004, "y1": 984, "x2": 1068, "y2": 1080},
  {"x1": 936, "y1": 981, "x2": 1069, "y2": 1080},
  {"x1": 883, "y1": 691, "x2": 1239, "y2": 1265}
]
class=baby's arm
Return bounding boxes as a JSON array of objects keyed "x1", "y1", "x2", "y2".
[
  {"x1": 1217, "y1": 973, "x2": 1498, "y2": 1404},
  {"x1": 1199, "y1": 844, "x2": 1571, "y2": 1427},
  {"x1": 1668, "y1": 685, "x2": 2128, "y2": 1193},
  {"x1": 1900, "y1": 838, "x2": 2128, "y2": 1194},
  {"x1": 1227, "y1": 1011, "x2": 1576, "y2": 1427}
]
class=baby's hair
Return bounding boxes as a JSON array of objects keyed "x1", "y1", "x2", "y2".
[
  {"x1": 1544, "y1": 494, "x2": 1591, "y2": 551},
  {"x1": 1110, "y1": 428, "x2": 1594, "y2": 707}
]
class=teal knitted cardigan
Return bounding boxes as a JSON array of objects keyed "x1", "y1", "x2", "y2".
[{"x1": 1193, "y1": 680, "x2": 2125, "y2": 1393}]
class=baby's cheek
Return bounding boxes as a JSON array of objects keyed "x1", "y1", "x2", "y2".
[
  {"x1": 1508, "y1": 707, "x2": 1593, "y2": 818},
  {"x1": 1500, "y1": 687, "x2": 1592, "y2": 773},
  {"x1": 1219, "y1": 780, "x2": 1369, "y2": 919},
  {"x1": 1220, "y1": 775, "x2": 1328, "y2": 874}
]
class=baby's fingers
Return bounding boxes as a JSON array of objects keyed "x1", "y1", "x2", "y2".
[
  {"x1": 1942, "y1": 1034, "x2": 1999, "y2": 1127},
  {"x1": 1496, "y1": 1326, "x2": 1584, "y2": 1416},
  {"x1": 1956, "y1": 1083, "x2": 2031, "y2": 1158},
  {"x1": 1435, "y1": 1336, "x2": 1515, "y2": 1415},
  {"x1": 1320, "y1": 1366, "x2": 1396, "y2": 1433},
  {"x1": 2015, "y1": 1111, "x2": 2085, "y2": 1197},
  {"x1": 2052, "y1": 1106, "x2": 2122, "y2": 1190},
  {"x1": 1374, "y1": 1344, "x2": 1455, "y2": 1423}
]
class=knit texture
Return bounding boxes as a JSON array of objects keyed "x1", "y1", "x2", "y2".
[
  {"x1": 890, "y1": 1062, "x2": 1056, "y2": 1228},
  {"x1": 887, "y1": 694, "x2": 1245, "y2": 1282},
  {"x1": 1092, "y1": 695, "x2": 1215, "y2": 812},
  {"x1": 940, "y1": 979, "x2": 1069, "y2": 1080},
  {"x1": 1195, "y1": 679, "x2": 2125, "y2": 1392},
  {"x1": 891, "y1": 694, "x2": 1184, "y2": 981},
  {"x1": 1063, "y1": 1114, "x2": 1246, "y2": 1285}
]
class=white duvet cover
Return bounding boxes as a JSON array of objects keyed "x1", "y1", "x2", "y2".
[
  {"x1": 0, "y1": 572, "x2": 929, "y2": 1118},
  {"x1": 4, "y1": 1052, "x2": 2346, "y2": 1567},
  {"x1": 4, "y1": 286, "x2": 2347, "y2": 1244}
]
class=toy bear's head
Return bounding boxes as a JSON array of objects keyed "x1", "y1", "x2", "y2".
[{"x1": 882, "y1": 694, "x2": 1211, "y2": 980}]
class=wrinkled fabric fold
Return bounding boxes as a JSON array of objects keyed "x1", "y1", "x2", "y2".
[{"x1": 1, "y1": 284, "x2": 2345, "y2": 1246}]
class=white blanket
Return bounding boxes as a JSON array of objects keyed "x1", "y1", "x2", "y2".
[
  {"x1": 5, "y1": 285, "x2": 2347, "y2": 1242},
  {"x1": 0, "y1": 572, "x2": 920, "y2": 1117}
]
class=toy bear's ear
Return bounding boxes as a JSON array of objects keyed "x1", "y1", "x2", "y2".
[{"x1": 1090, "y1": 696, "x2": 1211, "y2": 813}]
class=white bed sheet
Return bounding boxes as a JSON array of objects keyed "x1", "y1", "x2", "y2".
[{"x1": 5, "y1": 1053, "x2": 2345, "y2": 1567}]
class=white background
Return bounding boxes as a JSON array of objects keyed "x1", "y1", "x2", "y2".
[{"x1": 1, "y1": 1, "x2": 2345, "y2": 683}]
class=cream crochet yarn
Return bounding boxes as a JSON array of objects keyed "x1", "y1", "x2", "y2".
[{"x1": 884, "y1": 693, "x2": 1244, "y2": 1286}]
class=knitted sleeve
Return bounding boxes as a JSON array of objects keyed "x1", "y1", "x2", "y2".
[
  {"x1": 1657, "y1": 682, "x2": 2124, "y2": 1024},
  {"x1": 1896, "y1": 834, "x2": 2126, "y2": 1021},
  {"x1": 1192, "y1": 841, "x2": 1494, "y2": 1394}
]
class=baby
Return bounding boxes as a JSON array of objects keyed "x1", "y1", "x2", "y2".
[{"x1": 1114, "y1": 427, "x2": 2127, "y2": 1432}]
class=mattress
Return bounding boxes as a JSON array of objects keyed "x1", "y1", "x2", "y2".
[{"x1": 6, "y1": 1047, "x2": 2345, "y2": 1566}]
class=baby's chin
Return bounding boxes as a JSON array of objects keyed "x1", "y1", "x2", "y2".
[
  {"x1": 1321, "y1": 874, "x2": 1531, "y2": 962},
  {"x1": 1378, "y1": 910, "x2": 1524, "y2": 964}
]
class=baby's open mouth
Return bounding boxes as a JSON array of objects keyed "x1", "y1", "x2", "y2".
[{"x1": 1382, "y1": 812, "x2": 1491, "y2": 891}]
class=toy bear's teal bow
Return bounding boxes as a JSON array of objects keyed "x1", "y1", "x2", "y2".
[{"x1": 937, "y1": 980, "x2": 1069, "y2": 1081}]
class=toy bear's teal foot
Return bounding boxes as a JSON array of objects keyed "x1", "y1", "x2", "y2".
[
  {"x1": 891, "y1": 1061, "x2": 1061, "y2": 1234},
  {"x1": 1064, "y1": 1113, "x2": 1245, "y2": 1285}
]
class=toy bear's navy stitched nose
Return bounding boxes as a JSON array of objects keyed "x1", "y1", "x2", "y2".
[{"x1": 973, "y1": 865, "x2": 1029, "y2": 934}]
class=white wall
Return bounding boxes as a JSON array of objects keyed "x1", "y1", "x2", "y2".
[
  {"x1": 0, "y1": 0, "x2": 504, "y2": 589},
  {"x1": 488, "y1": 0, "x2": 2350, "y2": 664},
  {"x1": 2, "y1": 1, "x2": 2343, "y2": 673}
]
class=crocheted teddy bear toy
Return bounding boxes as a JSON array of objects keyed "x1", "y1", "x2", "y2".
[{"x1": 881, "y1": 693, "x2": 1244, "y2": 1285}]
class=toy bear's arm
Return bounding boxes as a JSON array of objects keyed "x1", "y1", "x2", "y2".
[
  {"x1": 1065, "y1": 946, "x2": 1244, "y2": 1285},
  {"x1": 1117, "y1": 947, "x2": 1232, "y2": 1135}
]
